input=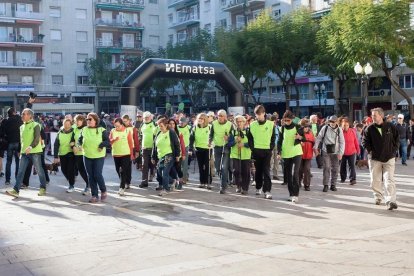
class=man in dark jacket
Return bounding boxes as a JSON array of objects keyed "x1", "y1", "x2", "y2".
[
  {"x1": 1, "y1": 107, "x2": 23, "y2": 185},
  {"x1": 362, "y1": 107, "x2": 399, "y2": 210},
  {"x1": 396, "y1": 114, "x2": 409, "y2": 165}
]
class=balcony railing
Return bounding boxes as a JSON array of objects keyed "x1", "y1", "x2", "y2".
[
  {"x1": 95, "y1": 18, "x2": 144, "y2": 29},
  {"x1": 96, "y1": 38, "x2": 142, "y2": 49},
  {"x1": 0, "y1": 10, "x2": 44, "y2": 20},
  {"x1": 222, "y1": 0, "x2": 265, "y2": 12},
  {"x1": 169, "y1": 14, "x2": 200, "y2": 29},
  {"x1": 0, "y1": 35, "x2": 44, "y2": 44},
  {"x1": 96, "y1": 0, "x2": 145, "y2": 10},
  {"x1": 168, "y1": 0, "x2": 197, "y2": 9},
  {"x1": 0, "y1": 60, "x2": 44, "y2": 68}
]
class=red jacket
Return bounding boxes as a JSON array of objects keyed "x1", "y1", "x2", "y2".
[
  {"x1": 343, "y1": 128, "x2": 360, "y2": 156},
  {"x1": 301, "y1": 131, "x2": 315, "y2": 160}
]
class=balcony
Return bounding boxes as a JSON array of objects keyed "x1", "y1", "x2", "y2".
[
  {"x1": 169, "y1": 14, "x2": 200, "y2": 29},
  {"x1": 96, "y1": 38, "x2": 142, "y2": 52},
  {"x1": 168, "y1": 0, "x2": 199, "y2": 9},
  {"x1": 0, "y1": 34, "x2": 44, "y2": 46},
  {"x1": 95, "y1": 18, "x2": 144, "y2": 30},
  {"x1": 0, "y1": 9, "x2": 44, "y2": 22},
  {"x1": 222, "y1": 0, "x2": 265, "y2": 12},
  {"x1": 0, "y1": 60, "x2": 44, "y2": 69},
  {"x1": 96, "y1": 0, "x2": 144, "y2": 12}
]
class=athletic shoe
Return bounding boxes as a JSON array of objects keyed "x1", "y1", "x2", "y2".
[
  {"x1": 350, "y1": 180, "x2": 357, "y2": 185},
  {"x1": 158, "y1": 189, "x2": 169, "y2": 196},
  {"x1": 82, "y1": 188, "x2": 90, "y2": 196},
  {"x1": 287, "y1": 196, "x2": 292, "y2": 201},
  {"x1": 272, "y1": 176, "x2": 280, "y2": 180},
  {"x1": 241, "y1": 190, "x2": 248, "y2": 195},
  {"x1": 292, "y1": 196, "x2": 298, "y2": 203},
  {"x1": 255, "y1": 189, "x2": 262, "y2": 195},
  {"x1": 323, "y1": 185, "x2": 329, "y2": 192},
  {"x1": 66, "y1": 187, "x2": 74, "y2": 193},
  {"x1": 219, "y1": 189, "x2": 226, "y2": 194},
  {"x1": 0, "y1": 172, "x2": 4, "y2": 177},
  {"x1": 155, "y1": 186, "x2": 163, "y2": 191},
  {"x1": 89, "y1": 197, "x2": 98, "y2": 203},
  {"x1": 264, "y1": 192, "x2": 272, "y2": 200},
  {"x1": 340, "y1": 180, "x2": 345, "y2": 183},
  {"x1": 139, "y1": 183, "x2": 148, "y2": 188},
  {"x1": 386, "y1": 201, "x2": 398, "y2": 210},
  {"x1": 330, "y1": 185, "x2": 337, "y2": 191},
  {"x1": 304, "y1": 186, "x2": 310, "y2": 191},
  {"x1": 236, "y1": 188, "x2": 241, "y2": 193},
  {"x1": 118, "y1": 188, "x2": 125, "y2": 196},
  {"x1": 170, "y1": 180, "x2": 177, "y2": 191},
  {"x1": 100, "y1": 192, "x2": 107, "y2": 201},
  {"x1": 199, "y1": 184, "x2": 206, "y2": 189},
  {"x1": 5, "y1": 181, "x2": 10, "y2": 185},
  {"x1": 206, "y1": 185, "x2": 212, "y2": 190},
  {"x1": 126, "y1": 184, "x2": 130, "y2": 189},
  {"x1": 38, "y1": 188, "x2": 46, "y2": 196},
  {"x1": 6, "y1": 189, "x2": 19, "y2": 198},
  {"x1": 375, "y1": 199, "x2": 382, "y2": 205}
]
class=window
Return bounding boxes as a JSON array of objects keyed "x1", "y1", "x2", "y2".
[
  {"x1": 271, "y1": 86, "x2": 285, "y2": 94},
  {"x1": 75, "y1": 9, "x2": 87, "y2": 19},
  {"x1": 77, "y1": 76, "x2": 89, "y2": 85},
  {"x1": 51, "y1": 52, "x2": 62, "y2": 64},
  {"x1": 149, "y1": 35, "x2": 159, "y2": 46},
  {"x1": 0, "y1": 3, "x2": 7, "y2": 16},
  {"x1": 16, "y1": 3, "x2": 33, "y2": 12},
  {"x1": 168, "y1": 34, "x2": 173, "y2": 44},
  {"x1": 22, "y1": 76, "x2": 33, "y2": 84},
  {"x1": 220, "y1": 19, "x2": 227, "y2": 28},
  {"x1": 122, "y1": 33, "x2": 134, "y2": 48},
  {"x1": 0, "y1": 75, "x2": 8, "y2": 84},
  {"x1": 236, "y1": 15, "x2": 245, "y2": 29},
  {"x1": 204, "y1": 0, "x2": 211, "y2": 11},
  {"x1": 168, "y1": 13, "x2": 173, "y2": 24},
  {"x1": 19, "y1": 28, "x2": 33, "y2": 41},
  {"x1": 221, "y1": 0, "x2": 226, "y2": 7},
  {"x1": 149, "y1": 0, "x2": 158, "y2": 3},
  {"x1": 272, "y1": 3, "x2": 281, "y2": 19},
  {"x1": 399, "y1": 75, "x2": 414, "y2": 89},
  {"x1": 49, "y1": 6, "x2": 61, "y2": 17},
  {"x1": 76, "y1": 31, "x2": 87, "y2": 42},
  {"x1": 52, "y1": 75, "x2": 63, "y2": 85},
  {"x1": 16, "y1": 51, "x2": 35, "y2": 65},
  {"x1": 50, "y1": 29, "x2": 62, "y2": 40},
  {"x1": 0, "y1": 50, "x2": 12, "y2": 65},
  {"x1": 77, "y1": 53, "x2": 88, "y2": 63},
  {"x1": 101, "y1": 33, "x2": 113, "y2": 46},
  {"x1": 149, "y1": 15, "x2": 159, "y2": 25},
  {"x1": 204, "y1": 23, "x2": 211, "y2": 33}
]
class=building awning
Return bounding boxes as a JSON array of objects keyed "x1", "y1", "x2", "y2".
[
  {"x1": 397, "y1": 97, "x2": 414, "y2": 105},
  {"x1": 32, "y1": 103, "x2": 94, "y2": 114}
]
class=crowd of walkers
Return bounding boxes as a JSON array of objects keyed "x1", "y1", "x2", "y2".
[{"x1": 0, "y1": 103, "x2": 412, "y2": 211}]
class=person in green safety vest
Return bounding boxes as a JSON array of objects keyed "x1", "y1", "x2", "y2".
[
  {"x1": 54, "y1": 118, "x2": 76, "y2": 193},
  {"x1": 277, "y1": 110, "x2": 305, "y2": 203},
  {"x1": 122, "y1": 114, "x2": 140, "y2": 189},
  {"x1": 228, "y1": 115, "x2": 252, "y2": 195},
  {"x1": 73, "y1": 115, "x2": 89, "y2": 195},
  {"x1": 247, "y1": 105, "x2": 276, "y2": 200},
  {"x1": 138, "y1": 111, "x2": 156, "y2": 188},
  {"x1": 178, "y1": 116, "x2": 192, "y2": 183},
  {"x1": 6, "y1": 108, "x2": 48, "y2": 198},
  {"x1": 78, "y1": 112, "x2": 110, "y2": 203},
  {"x1": 110, "y1": 118, "x2": 135, "y2": 196}
]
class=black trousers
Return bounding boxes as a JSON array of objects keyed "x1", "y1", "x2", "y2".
[
  {"x1": 283, "y1": 155, "x2": 302, "y2": 197},
  {"x1": 299, "y1": 158, "x2": 312, "y2": 187},
  {"x1": 60, "y1": 153, "x2": 75, "y2": 186},
  {"x1": 114, "y1": 155, "x2": 131, "y2": 189},
  {"x1": 141, "y1": 148, "x2": 155, "y2": 184},
  {"x1": 252, "y1": 149, "x2": 272, "y2": 193},
  {"x1": 75, "y1": 155, "x2": 89, "y2": 188},
  {"x1": 196, "y1": 148, "x2": 212, "y2": 184},
  {"x1": 340, "y1": 154, "x2": 356, "y2": 182},
  {"x1": 232, "y1": 158, "x2": 251, "y2": 191}
]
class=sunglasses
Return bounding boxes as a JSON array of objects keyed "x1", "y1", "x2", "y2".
[{"x1": 86, "y1": 118, "x2": 92, "y2": 121}]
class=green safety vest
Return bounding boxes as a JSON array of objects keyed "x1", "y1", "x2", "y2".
[
  {"x1": 111, "y1": 128, "x2": 130, "y2": 156},
  {"x1": 212, "y1": 120, "x2": 232, "y2": 147},
  {"x1": 141, "y1": 122, "x2": 156, "y2": 149},
  {"x1": 81, "y1": 127, "x2": 106, "y2": 159},
  {"x1": 311, "y1": 124, "x2": 318, "y2": 136},
  {"x1": 155, "y1": 131, "x2": 173, "y2": 159},
  {"x1": 20, "y1": 121, "x2": 42, "y2": 154},
  {"x1": 73, "y1": 126, "x2": 84, "y2": 156},
  {"x1": 281, "y1": 127, "x2": 303, "y2": 158},
  {"x1": 57, "y1": 130, "x2": 74, "y2": 156},
  {"x1": 194, "y1": 125, "x2": 210, "y2": 149},
  {"x1": 249, "y1": 120, "x2": 274, "y2": 149},
  {"x1": 178, "y1": 125, "x2": 191, "y2": 147},
  {"x1": 230, "y1": 129, "x2": 251, "y2": 160}
]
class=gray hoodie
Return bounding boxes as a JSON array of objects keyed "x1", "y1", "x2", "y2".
[{"x1": 313, "y1": 124, "x2": 345, "y2": 155}]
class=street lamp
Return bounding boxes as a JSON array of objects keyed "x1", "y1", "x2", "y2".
[
  {"x1": 354, "y1": 62, "x2": 372, "y2": 117},
  {"x1": 313, "y1": 83, "x2": 326, "y2": 116},
  {"x1": 240, "y1": 75, "x2": 247, "y2": 113}
]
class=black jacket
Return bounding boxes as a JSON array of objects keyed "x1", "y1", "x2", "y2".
[
  {"x1": 0, "y1": 115, "x2": 23, "y2": 144},
  {"x1": 396, "y1": 123, "x2": 409, "y2": 140},
  {"x1": 362, "y1": 121, "x2": 399, "y2": 162}
]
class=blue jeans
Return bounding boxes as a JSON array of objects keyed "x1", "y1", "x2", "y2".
[
  {"x1": 6, "y1": 142, "x2": 20, "y2": 182},
  {"x1": 13, "y1": 153, "x2": 46, "y2": 193},
  {"x1": 156, "y1": 154, "x2": 174, "y2": 191},
  {"x1": 214, "y1": 146, "x2": 230, "y2": 189},
  {"x1": 84, "y1": 157, "x2": 106, "y2": 197},
  {"x1": 399, "y1": 139, "x2": 407, "y2": 164}
]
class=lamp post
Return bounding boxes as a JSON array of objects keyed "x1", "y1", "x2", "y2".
[
  {"x1": 240, "y1": 74, "x2": 246, "y2": 113},
  {"x1": 354, "y1": 62, "x2": 372, "y2": 117},
  {"x1": 313, "y1": 83, "x2": 325, "y2": 116}
]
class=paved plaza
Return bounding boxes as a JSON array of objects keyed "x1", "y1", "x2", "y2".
[{"x1": 0, "y1": 157, "x2": 413, "y2": 275}]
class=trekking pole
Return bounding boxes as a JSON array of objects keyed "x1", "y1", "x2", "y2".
[
  {"x1": 218, "y1": 132, "x2": 227, "y2": 184},
  {"x1": 238, "y1": 129, "x2": 243, "y2": 189},
  {"x1": 208, "y1": 147, "x2": 213, "y2": 189}
]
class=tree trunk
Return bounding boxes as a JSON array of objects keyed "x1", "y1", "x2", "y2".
[{"x1": 383, "y1": 69, "x2": 414, "y2": 118}]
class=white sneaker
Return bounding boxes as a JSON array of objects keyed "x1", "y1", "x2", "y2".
[
  {"x1": 158, "y1": 189, "x2": 169, "y2": 196},
  {"x1": 256, "y1": 189, "x2": 262, "y2": 195},
  {"x1": 118, "y1": 188, "x2": 125, "y2": 196},
  {"x1": 82, "y1": 188, "x2": 90, "y2": 196},
  {"x1": 66, "y1": 187, "x2": 74, "y2": 193},
  {"x1": 251, "y1": 181, "x2": 256, "y2": 186},
  {"x1": 287, "y1": 196, "x2": 292, "y2": 202},
  {"x1": 170, "y1": 180, "x2": 177, "y2": 191},
  {"x1": 265, "y1": 192, "x2": 272, "y2": 199},
  {"x1": 292, "y1": 196, "x2": 298, "y2": 203},
  {"x1": 236, "y1": 188, "x2": 242, "y2": 193}
]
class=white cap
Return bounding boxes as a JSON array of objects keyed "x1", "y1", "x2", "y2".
[
  {"x1": 143, "y1": 111, "x2": 152, "y2": 118},
  {"x1": 398, "y1": 114, "x2": 404, "y2": 119}
]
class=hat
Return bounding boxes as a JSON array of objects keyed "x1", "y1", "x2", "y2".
[
  {"x1": 143, "y1": 111, "x2": 152, "y2": 118},
  {"x1": 136, "y1": 111, "x2": 143, "y2": 117},
  {"x1": 328, "y1": 115, "x2": 338, "y2": 122},
  {"x1": 104, "y1": 114, "x2": 110, "y2": 118},
  {"x1": 179, "y1": 117, "x2": 188, "y2": 124},
  {"x1": 398, "y1": 114, "x2": 404, "y2": 119},
  {"x1": 207, "y1": 111, "x2": 215, "y2": 117}
]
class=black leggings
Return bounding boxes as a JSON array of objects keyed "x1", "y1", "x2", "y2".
[
  {"x1": 60, "y1": 153, "x2": 75, "y2": 186},
  {"x1": 283, "y1": 155, "x2": 302, "y2": 197},
  {"x1": 75, "y1": 155, "x2": 89, "y2": 188},
  {"x1": 114, "y1": 156, "x2": 131, "y2": 189},
  {"x1": 196, "y1": 148, "x2": 212, "y2": 184},
  {"x1": 232, "y1": 158, "x2": 251, "y2": 191}
]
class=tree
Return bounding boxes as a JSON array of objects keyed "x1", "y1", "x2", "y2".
[
  {"x1": 320, "y1": 0, "x2": 414, "y2": 118},
  {"x1": 84, "y1": 51, "x2": 121, "y2": 92}
]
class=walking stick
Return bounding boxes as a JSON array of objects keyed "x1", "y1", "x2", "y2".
[
  {"x1": 208, "y1": 147, "x2": 213, "y2": 189},
  {"x1": 238, "y1": 129, "x2": 243, "y2": 190},
  {"x1": 218, "y1": 132, "x2": 227, "y2": 182}
]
